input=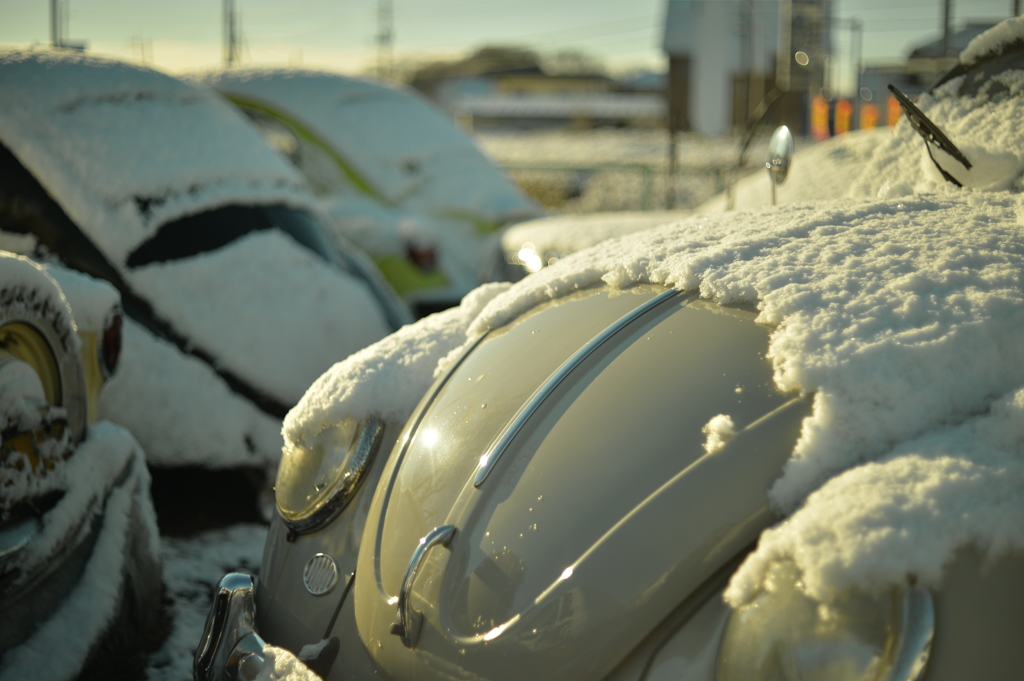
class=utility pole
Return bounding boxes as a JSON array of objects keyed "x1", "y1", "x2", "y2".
[
  {"x1": 377, "y1": 0, "x2": 394, "y2": 80},
  {"x1": 224, "y1": 0, "x2": 241, "y2": 66},
  {"x1": 51, "y1": 0, "x2": 61, "y2": 47},
  {"x1": 942, "y1": 0, "x2": 953, "y2": 57}
]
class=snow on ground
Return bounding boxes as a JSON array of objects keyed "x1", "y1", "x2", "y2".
[
  {"x1": 476, "y1": 127, "x2": 775, "y2": 212},
  {"x1": 145, "y1": 524, "x2": 268, "y2": 681}
]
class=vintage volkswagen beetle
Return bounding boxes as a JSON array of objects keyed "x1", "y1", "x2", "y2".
[
  {"x1": 1, "y1": 252, "x2": 161, "y2": 680},
  {"x1": 197, "y1": 17, "x2": 1024, "y2": 681},
  {"x1": 0, "y1": 50, "x2": 412, "y2": 479}
]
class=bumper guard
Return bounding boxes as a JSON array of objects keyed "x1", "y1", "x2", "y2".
[{"x1": 194, "y1": 573, "x2": 268, "y2": 681}]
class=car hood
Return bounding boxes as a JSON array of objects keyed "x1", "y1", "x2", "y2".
[{"x1": 354, "y1": 283, "x2": 811, "y2": 681}]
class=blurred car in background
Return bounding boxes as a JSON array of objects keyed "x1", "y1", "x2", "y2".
[
  {"x1": 197, "y1": 17, "x2": 1024, "y2": 681},
  {"x1": 0, "y1": 51, "x2": 412, "y2": 501},
  {"x1": 1, "y1": 252, "x2": 161, "y2": 681},
  {"x1": 194, "y1": 68, "x2": 542, "y2": 315}
]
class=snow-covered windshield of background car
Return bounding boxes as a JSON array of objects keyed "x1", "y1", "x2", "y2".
[{"x1": 125, "y1": 205, "x2": 341, "y2": 269}]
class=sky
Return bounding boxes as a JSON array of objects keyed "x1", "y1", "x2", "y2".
[{"x1": 0, "y1": 0, "x2": 1017, "y2": 79}]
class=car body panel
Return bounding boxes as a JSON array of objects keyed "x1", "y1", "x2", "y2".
[{"x1": 349, "y1": 285, "x2": 808, "y2": 681}]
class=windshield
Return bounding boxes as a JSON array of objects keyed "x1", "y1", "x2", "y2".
[{"x1": 125, "y1": 204, "x2": 344, "y2": 269}]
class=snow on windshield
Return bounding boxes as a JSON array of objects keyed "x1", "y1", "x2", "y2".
[
  {"x1": 850, "y1": 24, "x2": 1024, "y2": 198},
  {"x1": 0, "y1": 50, "x2": 311, "y2": 265},
  {"x1": 291, "y1": 189, "x2": 1024, "y2": 604}
]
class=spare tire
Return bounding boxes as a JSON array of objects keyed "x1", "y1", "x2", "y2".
[{"x1": 0, "y1": 255, "x2": 88, "y2": 478}]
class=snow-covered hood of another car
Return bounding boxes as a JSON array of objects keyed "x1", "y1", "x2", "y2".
[{"x1": 0, "y1": 50, "x2": 312, "y2": 266}]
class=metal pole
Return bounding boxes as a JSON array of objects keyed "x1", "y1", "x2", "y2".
[
  {"x1": 667, "y1": 129, "x2": 677, "y2": 209},
  {"x1": 942, "y1": 0, "x2": 953, "y2": 57},
  {"x1": 853, "y1": 19, "x2": 862, "y2": 129},
  {"x1": 51, "y1": 0, "x2": 59, "y2": 47}
]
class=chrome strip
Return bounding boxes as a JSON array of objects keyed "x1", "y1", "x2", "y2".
[
  {"x1": 389, "y1": 524, "x2": 457, "y2": 649},
  {"x1": 889, "y1": 587, "x2": 934, "y2": 681},
  {"x1": 474, "y1": 288, "x2": 679, "y2": 487}
]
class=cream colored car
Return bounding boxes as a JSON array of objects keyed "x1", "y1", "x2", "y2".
[{"x1": 197, "y1": 18, "x2": 1024, "y2": 681}]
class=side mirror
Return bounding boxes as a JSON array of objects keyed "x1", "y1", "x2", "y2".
[{"x1": 766, "y1": 125, "x2": 794, "y2": 205}]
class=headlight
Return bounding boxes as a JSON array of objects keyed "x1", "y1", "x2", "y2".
[
  {"x1": 718, "y1": 560, "x2": 934, "y2": 681},
  {"x1": 275, "y1": 417, "x2": 384, "y2": 534}
]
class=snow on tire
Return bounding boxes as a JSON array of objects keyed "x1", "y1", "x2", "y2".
[{"x1": 0, "y1": 255, "x2": 88, "y2": 500}]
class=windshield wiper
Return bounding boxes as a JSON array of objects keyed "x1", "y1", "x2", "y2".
[{"x1": 888, "y1": 84, "x2": 972, "y2": 187}]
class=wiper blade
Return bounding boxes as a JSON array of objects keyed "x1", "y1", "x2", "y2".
[{"x1": 888, "y1": 84, "x2": 972, "y2": 187}]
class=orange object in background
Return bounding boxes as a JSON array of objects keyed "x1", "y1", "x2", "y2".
[
  {"x1": 834, "y1": 99, "x2": 854, "y2": 134},
  {"x1": 811, "y1": 95, "x2": 830, "y2": 140},
  {"x1": 860, "y1": 102, "x2": 881, "y2": 128},
  {"x1": 887, "y1": 94, "x2": 902, "y2": 125}
]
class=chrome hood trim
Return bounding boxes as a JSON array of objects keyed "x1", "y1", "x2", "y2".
[{"x1": 354, "y1": 284, "x2": 810, "y2": 681}]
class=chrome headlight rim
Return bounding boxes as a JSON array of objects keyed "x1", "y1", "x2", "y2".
[
  {"x1": 717, "y1": 562, "x2": 935, "y2": 681},
  {"x1": 276, "y1": 417, "x2": 384, "y2": 535}
]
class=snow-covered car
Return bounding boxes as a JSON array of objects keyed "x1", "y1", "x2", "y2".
[
  {"x1": 0, "y1": 51, "x2": 412, "y2": 480},
  {"x1": 193, "y1": 68, "x2": 541, "y2": 314},
  {"x1": 196, "y1": 18, "x2": 1024, "y2": 681},
  {"x1": 1, "y1": 252, "x2": 160, "y2": 681}
]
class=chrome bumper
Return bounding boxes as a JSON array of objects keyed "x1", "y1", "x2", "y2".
[{"x1": 194, "y1": 573, "x2": 268, "y2": 681}]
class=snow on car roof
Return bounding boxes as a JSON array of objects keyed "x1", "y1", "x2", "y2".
[
  {"x1": 191, "y1": 67, "x2": 537, "y2": 225},
  {"x1": 0, "y1": 50, "x2": 312, "y2": 265},
  {"x1": 288, "y1": 188, "x2": 1024, "y2": 606}
]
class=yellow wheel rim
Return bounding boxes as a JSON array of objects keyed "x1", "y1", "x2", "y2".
[{"x1": 0, "y1": 321, "x2": 62, "y2": 407}]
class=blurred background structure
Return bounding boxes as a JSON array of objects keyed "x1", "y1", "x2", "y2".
[{"x1": 3, "y1": 0, "x2": 1019, "y2": 211}]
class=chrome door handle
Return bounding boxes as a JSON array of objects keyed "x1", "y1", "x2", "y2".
[{"x1": 389, "y1": 524, "x2": 456, "y2": 648}]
